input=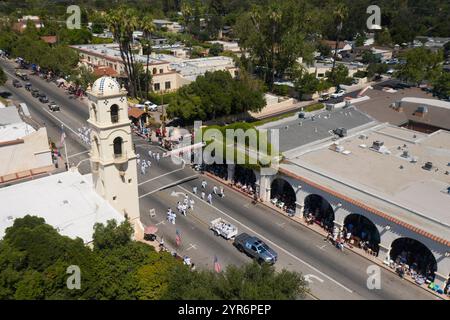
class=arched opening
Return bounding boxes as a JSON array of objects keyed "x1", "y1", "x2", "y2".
[
  {"x1": 304, "y1": 194, "x2": 334, "y2": 231},
  {"x1": 204, "y1": 163, "x2": 228, "y2": 180},
  {"x1": 113, "y1": 137, "x2": 123, "y2": 156},
  {"x1": 152, "y1": 68, "x2": 157, "y2": 75},
  {"x1": 390, "y1": 237, "x2": 437, "y2": 281},
  {"x1": 233, "y1": 165, "x2": 257, "y2": 196},
  {"x1": 344, "y1": 213, "x2": 380, "y2": 254},
  {"x1": 110, "y1": 105, "x2": 119, "y2": 123},
  {"x1": 270, "y1": 178, "x2": 296, "y2": 213}
]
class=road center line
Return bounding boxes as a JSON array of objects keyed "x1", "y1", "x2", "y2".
[
  {"x1": 138, "y1": 168, "x2": 185, "y2": 186},
  {"x1": 177, "y1": 184, "x2": 354, "y2": 294},
  {"x1": 139, "y1": 174, "x2": 199, "y2": 198}
]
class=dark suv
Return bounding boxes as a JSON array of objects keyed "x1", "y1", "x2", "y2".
[
  {"x1": 13, "y1": 80, "x2": 22, "y2": 88},
  {"x1": 39, "y1": 94, "x2": 49, "y2": 103},
  {"x1": 31, "y1": 89, "x2": 40, "y2": 97}
]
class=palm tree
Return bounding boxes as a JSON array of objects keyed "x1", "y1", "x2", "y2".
[
  {"x1": 140, "y1": 15, "x2": 156, "y2": 101},
  {"x1": 330, "y1": 4, "x2": 348, "y2": 79},
  {"x1": 106, "y1": 7, "x2": 140, "y2": 98}
]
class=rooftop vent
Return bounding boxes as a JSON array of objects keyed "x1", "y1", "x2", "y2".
[
  {"x1": 422, "y1": 161, "x2": 433, "y2": 171},
  {"x1": 333, "y1": 127, "x2": 347, "y2": 137},
  {"x1": 371, "y1": 140, "x2": 384, "y2": 150}
]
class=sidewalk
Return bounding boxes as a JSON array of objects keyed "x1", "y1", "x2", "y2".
[{"x1": 203, "y1": 171, "x2": 448, "y2": 300}]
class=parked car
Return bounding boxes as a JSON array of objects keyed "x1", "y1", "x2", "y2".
[
  {"x1": 48, "y1": 101, "x2": 60, "y2": 111},
  {"x1": 13, "y1": 80, "x2": 22, "y2": 88},
  {"x1": 318, "y1": 93, "x2": 330, "y2": 102},
  {"x1": 233, "y1": 233, "x2": 278, "y2": 264},
  {"x1": 331, "y1": 89, "x2": 346, "y2": 98},
  {"x1": 25, "y1": 82, "x2": 32, "y2": 91},
  {"x1": 31, "y1": 89, "x2": 40, "y2": 97},
  {"x1": 144, "y1": 100, "x2": 158, "y2": 112},
  {"x1": 15, "y1": 70, "x2": 28, "y2": 81},
  {"x1": 39, "y1": 94, "x2": 49, "y2": 103}
]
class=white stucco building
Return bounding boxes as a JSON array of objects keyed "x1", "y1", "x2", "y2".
[{"x1": 86, "y1": 76, "x2": 140, "y2": 224}]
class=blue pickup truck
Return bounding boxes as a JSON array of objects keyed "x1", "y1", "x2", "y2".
[{"x1": 234, "y1": 233, "x2": 278, "y2": 264}]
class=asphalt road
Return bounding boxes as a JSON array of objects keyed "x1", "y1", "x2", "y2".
[{"x1": 0, "y1": 58, "x2": 440, "y2": 300}]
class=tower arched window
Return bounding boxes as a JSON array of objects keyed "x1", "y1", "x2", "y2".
[
  {"x1": 153, "y1": 68, "x2": 157, "y2": 75},
  {"x1": 113, "y1": 137, "x2": 123, "y2": 156},
  {"x1": 110, "y1": 105, "x2": 119, "y2": 123}
]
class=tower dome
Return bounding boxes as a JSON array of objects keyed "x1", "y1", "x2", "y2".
[{"x1": 90, "y1": 76, "x2": 121, "y2": 96}]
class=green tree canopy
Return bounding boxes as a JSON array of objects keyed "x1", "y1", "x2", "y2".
[
  {"x1": 167, "y1": 70, "x2": 266, "y2": 123},
  {"x1": 163, "y1": 261, "x2": 309, "y2": 299},
  {"x1": 325, "y1": 64, "x2": 352, "y2": 86},
  {"x1": 396, "y1": 48, "x2": 444, "y2": 84},
  {"x1": 0, "y1": 215, "x2": 309, "y2": 300}
]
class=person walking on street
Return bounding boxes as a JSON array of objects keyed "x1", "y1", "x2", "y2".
[
  {"x1": 201, "y1": 180, "x2": 207, "y2": 189},
  {"x1": 189, "y1": 199, "x2": 195, "y2": 210},
  {"x1": 201, "y1": 191, "x2": 205, "y2": 200},
  {"x1": 207, "y1": 193, "x2": 212, "y2": 204},
  {"x1": 220, "y1": 187, "x2": 224, "y2": 198},
  {"x1": 213, "y1": 185, "x2": 218, "y2": 195},
  {"x1": 148, "y1": 150, "x2": 152, "y2": 158},
  {"x1": 193, "y1": 186, "x2": 197, "y2": 194},
  {"x1": 156, "y1": 153, "x2": 161, "y2": 162}
]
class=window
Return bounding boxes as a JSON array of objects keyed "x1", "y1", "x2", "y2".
[
  {"x1": 113, "y1": 137, "x2": 123, "y2": 156},
  {"x1": 159, "y1": 68, "x2": 163, "y2": 74},
  {"x1": 154, "y1": 83, "x2": 160, "y2": 91},
  {"x1": 165, "y1": 81, "x2": 171, "y2": 90},
  {"x1": 128, "y1": 178, "x2": 132, "y2": 183},
  {"x1": 152, "y1": 68, "x2": 157, "y2": 75},
  {"x1": 110, "y1": 105, "x2": 119, "y2": 123}
]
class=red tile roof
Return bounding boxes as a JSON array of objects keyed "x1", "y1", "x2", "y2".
[
  {"x1": 40, "y1": 36, "x2": 57, "y2": 44},
  {"x1": 128, "y1": 107, "x2": 145, "y2": 119},
  {"x1": 93, "y1": 66, "x2": 118, "y2": 77}
]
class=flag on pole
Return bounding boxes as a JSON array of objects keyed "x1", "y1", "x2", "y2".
[
  {"x1": 175, "y1": 229, "x2": 181, "y2": 247},
  {"x1": 214, "y1": 255, "x2": 222, "y2": 273}
]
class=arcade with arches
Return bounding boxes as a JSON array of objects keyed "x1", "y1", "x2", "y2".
[
  {"x1": 303, "y1": 194, "x2": 335, "y2": 230},
  {"x1": 270, "y1": 178, "x2": 296, "y2": 212}
]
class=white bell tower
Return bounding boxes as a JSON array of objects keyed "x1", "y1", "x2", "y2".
[{"x1": 86, "y1": 76, "x2": 140, "y2": 222}]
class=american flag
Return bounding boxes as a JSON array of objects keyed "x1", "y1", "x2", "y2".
[
  {"x1": 214, "y1": 255, "x2": 221, "y2": 273},
  {"x1": 175, "y1": 229, "x2": 181, "y2": 247}
]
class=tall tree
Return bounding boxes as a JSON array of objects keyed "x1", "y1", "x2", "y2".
[
  {"x1": 330, "y1": 3, "x2": 348, "y2": 78},
  {"x1": 140, "y1": 15, "x2": 156, "y2": 100},
  {"x1": 106, "y1": 7, "x2": 140, "y2": 98},
  {"x1": 235, "y1": 0, "x2": 314, "y2": 88}
]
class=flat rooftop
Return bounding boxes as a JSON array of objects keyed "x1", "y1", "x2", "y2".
[
  {"x1": 260, "y1": 106, "x2": 376, "y2": 154},
  {"x1": 353, "y1": 85, "x2": 450, "y2": 130},
  {"x1": 170, "y1": 56, "x2": 235, "y2": 81},
  {"x1": 0, "y1": 170, "x2": 125, "y2": 243},
  {"x1": 284, "y1": 124, "x2": 450, "y2": 241},
  {"x1": 72, "y1": 44, "x2": 169, "y2": 65}
]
